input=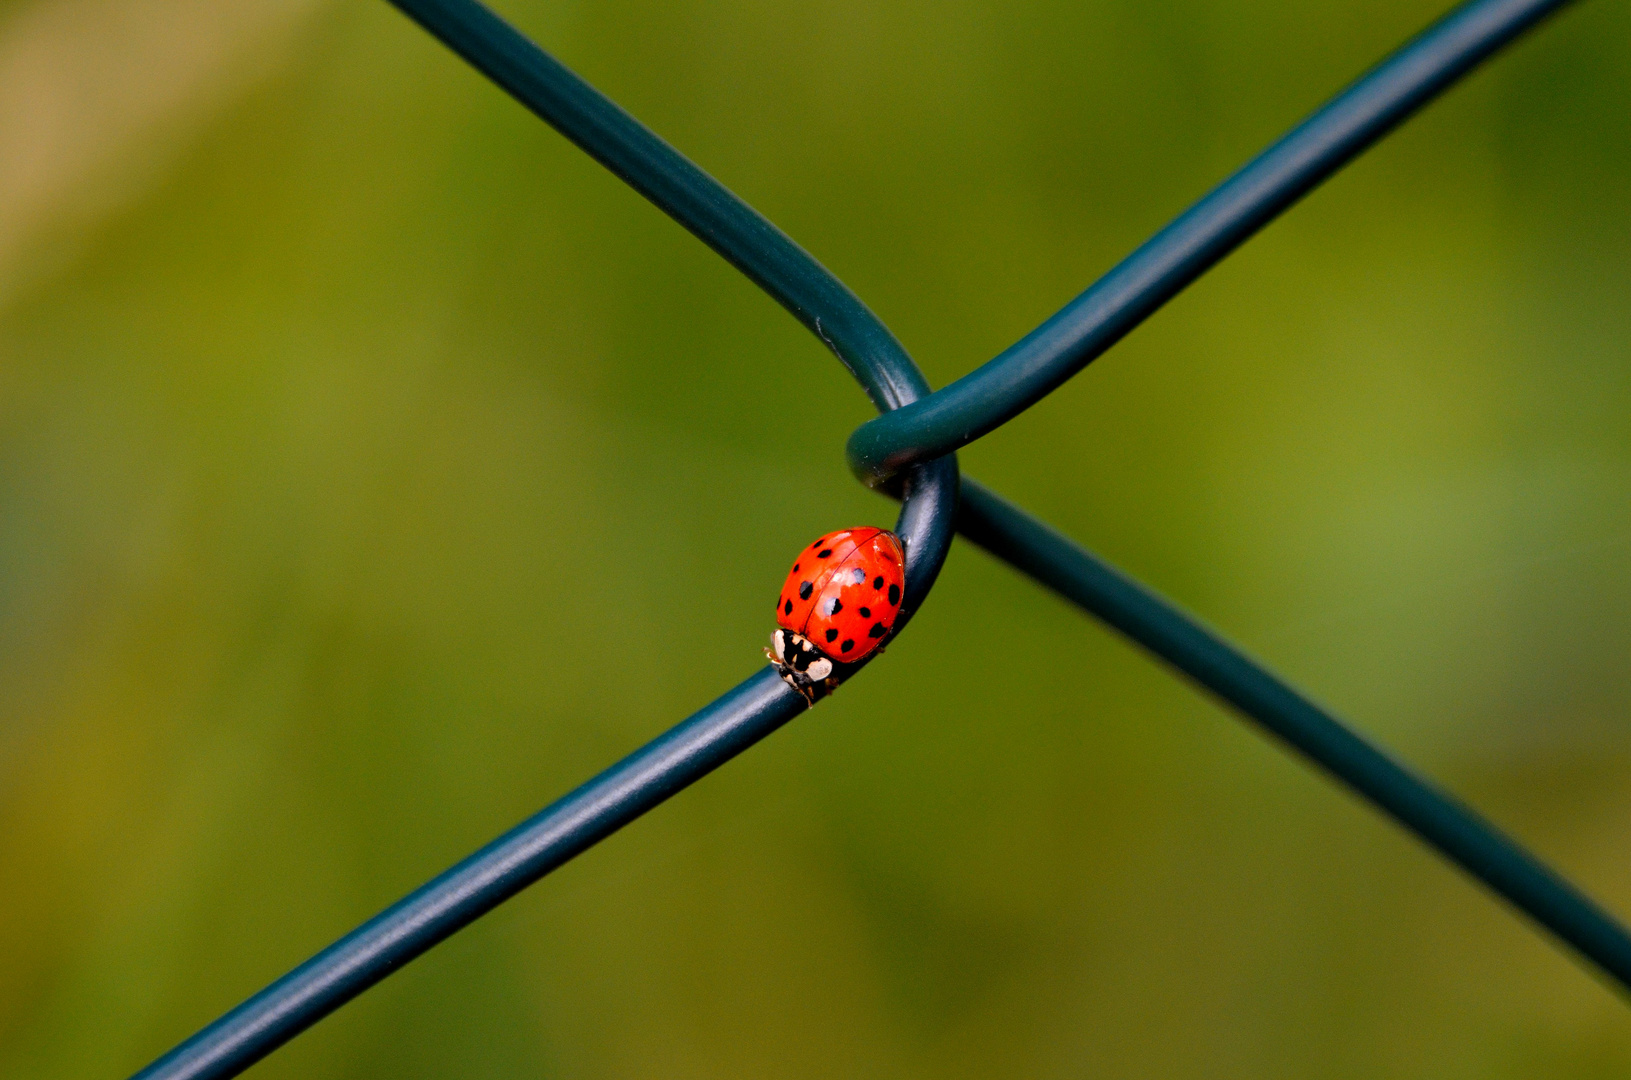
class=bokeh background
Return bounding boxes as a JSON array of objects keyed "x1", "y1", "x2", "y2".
[{"x1": 1, "y1": 0, "x2": 1630, "y2": 1075}]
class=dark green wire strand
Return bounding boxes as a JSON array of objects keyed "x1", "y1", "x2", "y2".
[
  {"x1": 389, "y1": 0, "x2": 927, "y2": 411},
  {"x1": 957, "y1": 478, "x2": 1631, "y2": 992},
  {"x1": 846, "y1": 0, "x2": 1579, "y2": 486}
]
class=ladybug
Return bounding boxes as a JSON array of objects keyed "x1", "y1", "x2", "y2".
[{"x1": 768, "y1": 526, "x2": 906, "y2": 702}]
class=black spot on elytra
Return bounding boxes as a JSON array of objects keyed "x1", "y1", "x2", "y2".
[
  {"x1": 826, "y1": 629, "x2": 838, "y2": 642},
  {"x1": 784, "y1": 599, "x2": 793, "y2": 615},
  {"x1": 873, "y1": 575, "x2": 884, "y2": 589},
  {"x1": 888, "y1": 584, "x2": 900, "y2": 606},
  {"x1": 828, "y1": 599, "x2": 842, "y2": 615},
  {"x1": 868, "y1": 622, "x2": 887, "y2": 638},
  {"x1": 851, "y1": 568, "x2": 867, "y2": 584},
  {"x1": 798, "y1": 581, "x2": 812, "y2": 600},
  {"x1": 841, "y1": 639, "x2": 854, "y2": 653},
  {"x1": 818, "y1": 549, "x2": 833, "y2": 558},
  {"x1": 793, "y1": 563, "x2": 800, "y2": 572},
  {"x1": 859, "y1": 606, "x2": 871, "y2": 618}
]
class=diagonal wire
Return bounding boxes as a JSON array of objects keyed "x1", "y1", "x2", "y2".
[
  {"x1": 128, "y1": 672, "x2": 802, "y2": 1080},
  {"x1": 127, "y1": 452, "x2": 954, "y2": 1080},
  {"x1": 392, "y1": 0, "x2": 924, "y2": 412},
  {"x1": 845, "y1": 0, "x2": 1579, "y2": 486},
  {"x1": 956, "y1": 478, "x2": 1631, "y2": 992}
]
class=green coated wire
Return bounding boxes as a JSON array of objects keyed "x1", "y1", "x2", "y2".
[{"x1": 958, "y1": 478, "x2": 1631, "y2": 992}]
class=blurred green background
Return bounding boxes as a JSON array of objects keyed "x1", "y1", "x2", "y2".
[{"x1": 1, "y1": 0, "x2": 1630, "y2": 1075}]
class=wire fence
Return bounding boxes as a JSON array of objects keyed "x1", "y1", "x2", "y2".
[{"x1": 125, "y1": 0, "x2": 1623, "y2": 1076}]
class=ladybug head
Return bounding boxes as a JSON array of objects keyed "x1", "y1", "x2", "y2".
[{"x1": 767, "y1": 629, "x2": 835, "y2": 703}]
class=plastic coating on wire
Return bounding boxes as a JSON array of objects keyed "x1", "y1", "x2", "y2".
[{"x1": 845, "y1": 0, "x2": 1578, "y2": 486}]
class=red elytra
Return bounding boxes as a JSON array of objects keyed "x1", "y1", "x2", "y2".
[{"x1": 776, "y1": 527, "x2": 905, "y2": 663}]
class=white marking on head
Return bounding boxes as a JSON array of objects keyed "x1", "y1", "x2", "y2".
[
  {"x1": 771, "y1": 629, "x2": 787, "y2": 660},
  {"x1": 807, "y1": 658, "x2": 833, "y2": 681}
]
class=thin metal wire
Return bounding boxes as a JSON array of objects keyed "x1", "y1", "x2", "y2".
[
  {"x1": 127, "y1": 461, "x2": 959, "y2": 1080},
  {"x1": 122, "y1": 0, "x2": 1630, "y2": 1076},
  {"x1": 845, "y1": 0, "x2": 1579, "y2": 487},
  {"x1": 956, "y1": 479, "x2": 1631, "y2": 991},
  {"x1": 130, "y1": 671, "x2": 801, "y2": 1080},
  {"x1": 390, "y1": 0, "x2": 925, "y2": 412}
]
